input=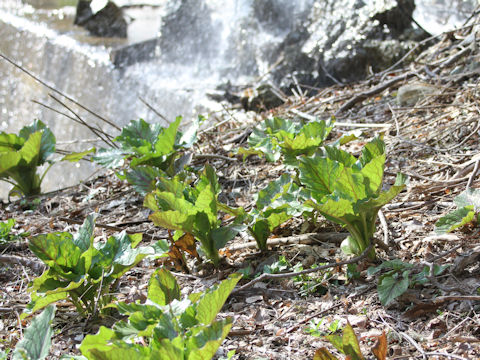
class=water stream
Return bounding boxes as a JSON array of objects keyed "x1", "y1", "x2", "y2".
[{"x1": 0, "y1": 0, "x2": 477, "y2": 200}]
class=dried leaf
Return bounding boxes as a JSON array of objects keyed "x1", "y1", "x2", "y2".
[
  {"x1": 372, "y1": 331, "x2": 387, "y2": 360},
  {"x1": 175, "y1": 232, "x2": 199, "y2": 259}
]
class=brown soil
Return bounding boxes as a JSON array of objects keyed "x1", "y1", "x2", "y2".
[{"x1": 1, "y1": 16, "x2": 480, "y2": 360}]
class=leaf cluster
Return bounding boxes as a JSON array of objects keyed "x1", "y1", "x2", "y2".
[
  {"x1": 238, "y1": 117, "x2": 334, "y2": 165},
  {"x1": 0, "y1": 218, "x2": 28, "y2": 245},
  {"x1": 78, "y1": 269, "x2": 241, "y2": 359},
  {"x1": 24, "y1": 214, "x2": 165, "y2": 318},
  {"x1": 144, "y1": 165, "x2": 245, "y2": 267},
  {"x1": 94, "y1": 117, "x2": 201, "y2": 195},
  {"x1": 368, "y1": 260, "x2": 449, "y2": 305},
  {"x1": 0, "y1": 120, "x2": 56, "y2": 197},
  {"x1": 298, "y1": 137, "x2": 406, "y2": 259}
]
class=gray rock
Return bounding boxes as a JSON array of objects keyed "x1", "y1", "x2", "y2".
[{"x1": 74, "y1": 1, "x2": 127, "y2": 38}]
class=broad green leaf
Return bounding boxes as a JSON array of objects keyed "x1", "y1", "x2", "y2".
[
  {"x1": 92, "y1": 148, "x2": 126, "y2": 168},
  {"x1": 19, "y1": 120, "x2": 56, "y2": 164},
  {"x1": 61, "y1": 148, "x2": 96, "y2": 162},
  {"x1": 324, "y1": 146, "x2": 357, "y2": 167},
  {"x1": 149, "y1": 210, "x2": 194, "y2": 233},
  {"x1": 186, "y1": 319, "x2": 233, "y2": 360},
  {"x1": 195, "y1": 273, "x2": 241, "y2": 325},
  {"x1": 340, "y1": 322, "x2": 364, "y2": 360},
  {"x1": 150, "y1": 312, "x2": 180, "y2": 341},
  {"x1": 211, "y1": 223, "x2": 245, "y2": 250},
  {"x1": 115, "y1": 118, "x2": 162, "y2": 150},
  {"x1": 0, "y1": 132, "x2": 24, "y2": 152},
  {"x1": 359, "y1": 154, "x2": 386, "y2": 196},
  {"x1": 29, "y1": 233, "x2": 83, "y2": 270},
  {"x1": 148, "y1": 268, "x2": 181, "y2": 306},
  {"x1": 155, "y1": 117, "x2": 182, "y2": 156},
  {"x1": 73, "y1": 214, "x2": 96, "y2": 252},
  {"x1": 358, "y1": 136, "x2": 385, "y2": 168},
  {"x1": 237, "y1": 147, "x2": 267, "y2": 161},
  {"x1": 13, "y1": 305, "x2": 56, "y2": 360},
  {"x1": 435, "y1": 206, "x2": 475, "y2": 234},
  {"x1": 367, "y1": 259, "x2": 413, "y2": 276},
  {"x1": 378, "y1": 270, "x2": 410, "y2": 305},
  {"x1": 79, "y1": 327, "x2": 117, "y2": 359},
  {"x1": 255, "y1": 173, "x2": 292, "y2": 210},
  {"x1": 151, "y1": 337, "x2": 184, "y2": 359},
  {"x1": 194, "y1": 186, "x2": 217, "y2": 223},
  {"x1": 18, "y1": 131, "x2": 42, "y2": 166},
  {"x1": 250, "y1": 220, "x2": 270, "y2": 250},
  {"x1": 176, "y1": 115, "x2": 200, "y2": 149},
  {"x1": 455, "y1": 188, "x2": 480, "y2": 210},
  {"x1": 299, "y1": 157, "x2": 344, "y2": 201},
  {"x1": 22, "y1": 292, "x2": 66, "y2": 320},
  {"x1": 0, "y1": 151, "x2": 21, "y2": 173},
  {"x1": 334, "y1": 167, "x2": 367, "y2": 201}
]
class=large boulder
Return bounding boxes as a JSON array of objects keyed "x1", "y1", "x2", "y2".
[
  {"x1": 74, "y1": 1, "x2": 127, "y2": 38},
  {"x1": 271, "y1": 0, "x2": 424, "y2": 91}
]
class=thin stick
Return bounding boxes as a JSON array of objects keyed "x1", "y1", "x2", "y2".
[
  {"x1": 49, "y1": 95, "x2": 117, "y2": 148},
  {"x1": 0, "y1": 52, "x2": 121, "y2": 131},
  {"x1": 335, "y1": 72, "x2": 415, "y2": 115},
  {"x1": 227, "y1": 232, "x2": 347, "y2": 251},
  {"x1": 466, "y1": 159, "x2": 479, "y2": 189},
  {"x1": 0, "y1": 255, "x2": 45, "y2": 274},
  {"x1": 139, "y1": 96, "x2": 169, "y2": 123},
  {"x1": 232, "y1": 244, "x2": 373, "y2": 294}
]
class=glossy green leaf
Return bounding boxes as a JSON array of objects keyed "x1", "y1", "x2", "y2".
[
  {"x1": 92, "y1": 148, "x2": 126, "y2": 168},
  {"x1": 378, "y1": 270, "x2": 410, "y2": 306},
  {"x1": 115, "y1": 118, "x2": 162, "y2": 150},
  {"x1": 12, "y1": 305, "x2": 56, "y2": 360},
  {"x1": 186, "y1": 319, "x2": 233, "y2": 360},
  {"x1": 148, "y1": 268, "x2": 181, "y2": 306},
  {"x1": 195, "y1": 273, "x2": 241, "y2": 324},
  {"x1": 19, "y1": 120, "x2": 56, "y2": 165}
]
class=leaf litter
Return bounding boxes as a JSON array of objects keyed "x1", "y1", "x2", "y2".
[{"x1": 1, "y1": 15, "x2": 480, "y2": 360}]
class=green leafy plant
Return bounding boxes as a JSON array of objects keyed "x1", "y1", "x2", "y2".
[
  {"x1": 0, "y1": 305, "x2": 56, "y2": 360},
  {"x1": 298, "y1": 137, "x2": 406, "y2": 260},
  {"x1": 0, "y1": 219, "x2": 28, "y2": 245},
  {"x1": 313, "y1": 322, "x2": 388, "y2": 360},
  {"x1": 144, "y1": 165, "x2": 245, "y2": 267},
  {"x1": 305, "y1": 319, "x2": 341, "y2": 337},
  {"x1": 368, "y1": 259, "x2": 449, "y2": 306},
  {"x1": 238, "y1": 117, "x2": 334, "y2": 165},
  {"x1": 0, "y1": 120, "x2": 56, "y2": 197},
  {"x1": 23, "y1": 214, "x2": 166, "y2": 318},
  {"x1": 78, "y1": 269, "x2": 241, "y2": 359},
  {"x1": 435, "y1": 188, "x2": 480, "y2": 234},
  {"x1": 243, "y1": 173, "x2": 306, "y2": 251},
  {"x1": 94, "y1": 117, "x2": 200, "y2": 195}
]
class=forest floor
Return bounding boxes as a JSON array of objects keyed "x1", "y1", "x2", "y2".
[{"x1": 1, "y1": 16, "x2": 480, "y2": 360}]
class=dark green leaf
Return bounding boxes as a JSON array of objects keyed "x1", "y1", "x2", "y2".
[{"x1": 378, "y1": 270, "x2": 410, "y2": 305}]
